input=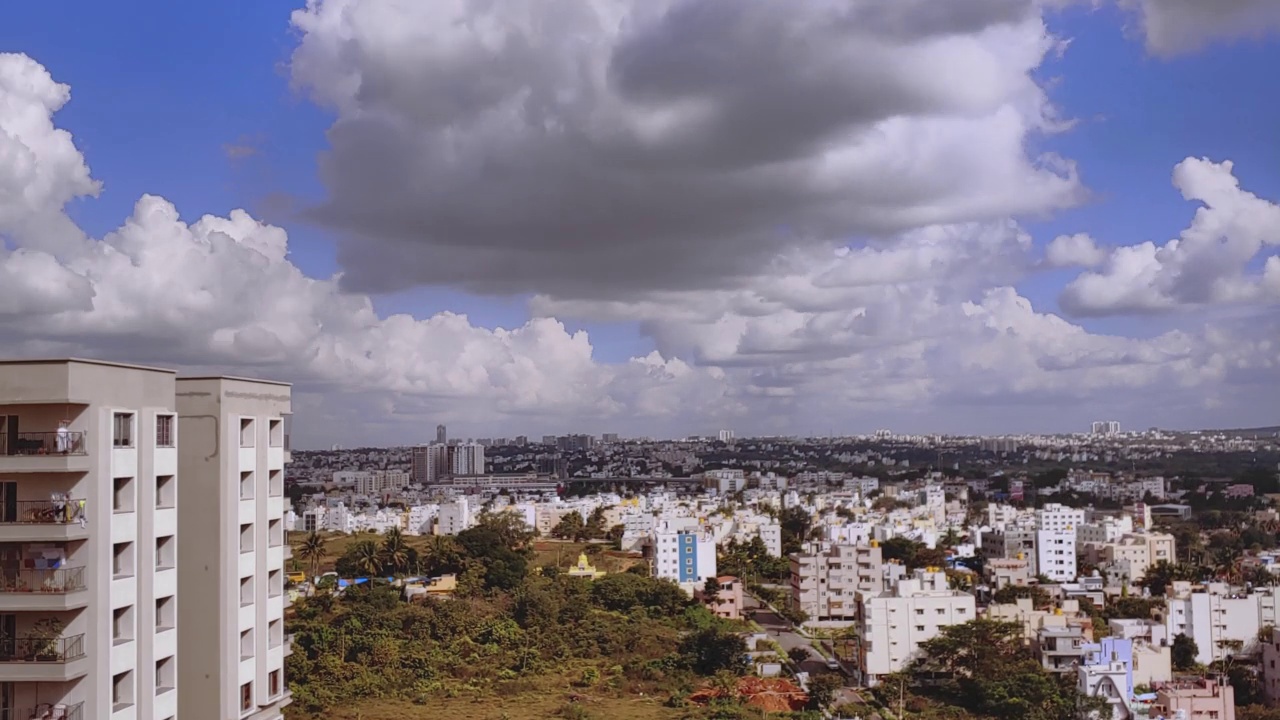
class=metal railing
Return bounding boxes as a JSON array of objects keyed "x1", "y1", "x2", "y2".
[
  {"x1": 2, "y1": 702, "x2": 84, "y2": 720},
  {"x1": 0, "y1": 568, "x2": 86, "y2": 594},
  {"x1": 0, "y1": 501, "x2": 88, "y2": 525},
  {"x1": 0, "y1": 634, "x2": 86, "y2": 663},
  {"x1": 0, "y1": 432, "x2": 86, "y2": 457}
]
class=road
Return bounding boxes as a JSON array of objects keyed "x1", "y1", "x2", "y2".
[{"x1": 744, "y1": 594, "x2": 873, "y2": 715}]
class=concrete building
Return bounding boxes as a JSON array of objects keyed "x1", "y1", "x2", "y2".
[
  {"x1": 982, "y1": 529, "x2": 1038, "y2": 574},
  {"x1": 652, "y1": 525, "x2": 717, "y2": 596},
  {"x1": 1163, "y1": 581, "x2": 1278, "y2": 665},
  {"x1": 1036, "y1": 503, "x2": 1085, "y2": 533},
  {"x1": 1149, "y1": 678, "x2": 1235, "y2": 720},
  {"x1": 851, "y1": 569, "x2": 976, "y2": 687},
  {"x1": 696, "y1": 576, "x2": 743, "y2": 620},
  {"x1": 1036, "y1": 528, "x2": 1078, "y2": 583},
  {"x1": 984, "y1": 557, "x2": 1034, "y2": 589},
  {"x1": 0, "y1": 358, "x2": 180, "y2": 719},
  {"x1": 1036, "y1": 624, "x2": 1088, "y2": 673},
  {"x1": 435, "y1": 498, "x2": 471, "y2": 536},
  {"x1": 176, "y1": 376, "x2": 292, "y2": 720},
  {"x1": 790, "y1": 542, "x2": 887, "y2": 623},
  {"x1": 450, "y1": 443, "x2": 484, "y2": 477},
  {"x1": 1084, "y1": 533, "x2": 1177, "y2": 585}
]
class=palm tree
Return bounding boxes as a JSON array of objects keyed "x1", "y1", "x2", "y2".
[
  {"x1": 381, "y1": 528, "x2": 409, "y2": 575},
  {"x1": 352, "y1": 540, "x2": 384, "y2": 577},
  {"x1": 423, "y1": 535, "x2": 460, "y2": 574},
  {"x1": 299, "y1": 532, "x2": 327, "y2": 581}
]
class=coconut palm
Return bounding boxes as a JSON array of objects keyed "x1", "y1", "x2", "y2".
[
  {"x1": 352, "y1": 540, "x2": 384, "y2": 577},
  {"x1": 381, "y1": 528, "x2": 409, "y2": 574},
  {"x1": 423, "y1": 535, "x2": 461, "y2": 574},
  {"x1": 298, "y1": 532, "x2": 327, "y2": 581}
]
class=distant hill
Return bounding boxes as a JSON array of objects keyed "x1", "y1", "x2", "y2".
[{"x1": 1197, "y1": 426, "x2": 1280, "y2": 437}]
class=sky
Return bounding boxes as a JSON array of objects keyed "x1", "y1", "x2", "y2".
[{"x1": 1, "y1": 0, "x2": 1278, "y2": 447}]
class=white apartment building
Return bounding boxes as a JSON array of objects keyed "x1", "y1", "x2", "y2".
[
  {"x1": 1036, "y1": 503, "x2": 1086, "y2": 533},
  {"x1": 451, "y1": 443, "x2": 484, "y2": 477},
  {"x1": 791, "y1": 543, "x2": 886, "y2": 623},
  {"x1": 852, "y1": 569, "x2": 977, "y2": 687},
  {"x1": 1077, "y1": 516, "x2": 1135, "y2": 546},
  {"x1": 703, "y1": 469, "x2": 745, "y2": 494},
  {"x1": 1163, "y1": 582, "x2": 1279, "y2": 665},
  {"x1": 352, "y1": 471, "x2": 410, "y2": 497},
  {"x1": 652, "y1": 526, "x2": 717, "y2": 596},
  {"x1": 0, "y1": 359, "x2": 181, "y2": 720},
  {"x1": 435, "y1": 498, "x2": 470, "y2": 536},
  {"x1": 176, "y1": 376, "x2": 292, "y2": 720},
  {"x1": 1036, "y1": 529, "x2": 1078, "y2": 583}
]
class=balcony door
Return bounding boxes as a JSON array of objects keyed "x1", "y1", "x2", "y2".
[
  {"x1": 0, "y1": 483, "x2": 15, "y2": 524},
  {"x1": 1, "y1": 415, "x2": 15, "y2": 455},
  {"x1": 0, "y1": 681, "x2": 11, "y2": 716}
]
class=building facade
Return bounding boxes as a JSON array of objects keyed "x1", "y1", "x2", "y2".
[
  {"x1": 791, "y1": 542, "x2": 886, "y2": 622},
  {"x1": 851, "y1": 569, "x2": 976, "y2": 687},
  {"x1": 176, "y1": 377, "x2": 292, "y2": 720},
  {"x1": 0, "y1": 358, "x2": 180, "y2": 720}
]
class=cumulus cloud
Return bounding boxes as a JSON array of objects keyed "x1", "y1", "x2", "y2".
[
  {"x1": 1060, "y1": 158, "x2": 1280, "y2": 316},
  {"x1": 0, "y1": 54, "x2": 733, "y2": 442},
  {"x1": 1126, "y1": 0, "x2": 1280, "y2": 57},
  {"x1": 288, "y1": 0, "x2": 1081, "y2": 299},
  {"x1": 1045, "y1": 233, "x2": 1106, "y2": 268}
]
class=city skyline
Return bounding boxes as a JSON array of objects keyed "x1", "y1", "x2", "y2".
[{"x1": 1, "y1": 2, "x2": 1278, "y2": 448}]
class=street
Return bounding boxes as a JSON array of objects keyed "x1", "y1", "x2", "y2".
[{"x1": 743, "y1": 594, "x2": 869, "y2": 712}]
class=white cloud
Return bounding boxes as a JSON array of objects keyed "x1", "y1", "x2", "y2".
[
  {"x1": 287, "y1": 0, "x2": 1081, "y2": 298},
  {"x1": 1060, "y1": 158, "x2": 1280, "y2": 316},
  {"x1": 1045, "y1": 233, "x2": 1106, "y2": 268},
  {"x1": 1126, "y1": 0, "x2": 1280, "y2": 57},
  {"x1": 0, "y1": 54, "x2": 733, "y2": 444}
]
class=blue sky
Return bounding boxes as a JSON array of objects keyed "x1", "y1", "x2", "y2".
[{"x1": 2, "y1": 0, "x2": 1278, "y2": 443}]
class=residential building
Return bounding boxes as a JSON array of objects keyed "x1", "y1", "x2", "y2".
[
  {"x1": 436, "y1": 425, "x2": 446, "y2": 444},
  {"x1": 791, "y1": 542, "x2": 886, "y2": 623},
  {"x1": 451, "y1": 443, "x2": 484, "y2": 477},
  {"x1": 851, "y1": 569, "x2": 976, "y2": 687},
  {"x1": 1077, "y1": 661, "x2": 1133, "y2": 720},
  {"x1": 652, "y1": 525, "x2": 717, "y2": 596},
  {"x1": 696, "y1": 576, "x2": 743, "y2": 620},
  {"x1": 0, "y1": 358, "x2": 180, "y2": 719},
  {"x1": 1036, "y1": 503, "x2": 1085, "y2": 533},
  {"x1": 1036, "y1": 529, "x2": 1078, "y2": 583},
  {"x1": 435, "y1": 498, "x2": 471, "y2": 536},
  {"x1": 982, "y1": 530, "x2": 1038, "y2": 574},
  {"x1": 984, "y1": 557, "x2": 1033, "y2": 589},
  {"x1": 176, "y1": 376, "x2": 292, "y2": 720},
  {"x1": 1162, "y1": 581, "x2": 1277, "y2": 665},
  {"x1": 1260, "y1": 626, "x2": 1280, "y2": 705},
  {"x1": 1036, "y1": 624, "x2": 1088, "y2": 673},
  {"x1": 1149, "y1": 678, "x2": 1235, "y2": 720}
]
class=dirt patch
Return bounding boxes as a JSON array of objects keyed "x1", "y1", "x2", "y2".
[{"x1": 688, "y1": 676, "x2": 808, "y2": 713}]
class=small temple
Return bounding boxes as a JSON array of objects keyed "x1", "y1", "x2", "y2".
[{"x1": 566, "y1": 552, "x2": 606, "y2": 579}]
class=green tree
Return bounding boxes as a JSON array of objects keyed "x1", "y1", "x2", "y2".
[
  {"x1": 786, "y1": 647, "x2": 810, "y2": 666},
  {"x1": 551, "y1": 512, "x2": 586, "y2": 541},
  {"x1": 298, "y1": 532, "x2": 327, "y2": 580},
  {"x1": 1142, "y1": 560, "x2": 1201, "y2": 596},
  {"x1": 1172, "y1": 633, "x2": 1199, "y2": 670},
  {"x1": 779, "y1": 506, "x2": 813, "y2": 556},
  {"x1": 583, "y1": 506, "x2": 609, "y2": 539},
  {"x1": 381, "y1": 527, "x2": 409, "y2": 574},
  {"x1": 992, "y1": 584, "x2": 1052, "y2": 609},
  {"x1": 701, "y1": 576, "x2": 720, "y2": 605},
  {"x1": 351, "y1": 539, "x2": 384, "y2": 577},
  {"x1": 679, "y1": 628, "x2": 748, "y2": 675},
  {"x1": 806, "y1": 673, "x2": 844, "y2": 711}
]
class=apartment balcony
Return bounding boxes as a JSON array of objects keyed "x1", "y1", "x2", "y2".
[
  {"x1": 1, "y1": 702, "x2": 84, "y2": 720},
  {"x1": 0, "y1": 568, "x2": 88, "y2": 611},
  {"x1": 0, "y1": 432, "x2": 89, "y2": 474},
  {"x1": 0, "y1": 502, "x2": 90, "y2": 542},
  {"x1": 0, "y1": 634, "x2": 89, "y2": 682}
]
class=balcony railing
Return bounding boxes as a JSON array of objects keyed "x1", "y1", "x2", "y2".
[
  {"x1": 0, "y1": 501, "x2": 87, "y2": 525},
  {"x1": 2, "y1": 702, "x2": 84, "y2": 720},
  {"x1": 0, "y1": 568, "x2": 86, "y2": 594},
  {"x1": 0, "y1": 634, "x2": 86, "y2": 663},
  {"x1": 0, "y1": 432, "x2": 86, "y2": 457}
]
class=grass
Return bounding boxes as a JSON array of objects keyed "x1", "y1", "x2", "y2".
[
  {"x1": 286, "y1": 533, "x2": 646, "y2": 577},
  {"x1": 283, "y1": 682, "x2": 684, "y2": 720}
]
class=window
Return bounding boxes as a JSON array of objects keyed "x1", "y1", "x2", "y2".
[
  {"x1": 269, "y1": 570, "x2": 283, "y2": 598},
  {"x1": 269, "y1": 619, "x2": 283, "y2": 648},
  {"x1": 155, "y1": 415, "x2": 175, "y2": 448},
  {"x1": 156, "y1": 596, "x2": 176, "y2": 631},
  {"x1": 113, "y1": 413, "x2": 134, "y2": 448},
  {"x1": 269, "y1": 670, "x2": 281, "y2": 698},
  {"x1": 156, "y1": 535, "x2": 176, "y2": 570},
  {"x1": 113, "y1": 670, "x2": 135, "y2": 711},
  {"x1": 239, "y1": 418, "x2": 255, "y2": 448},
  {"x1": 156, "y1": 656, "x2": 176, "y2": 693},
  {"x1": 156, "y1": 475, "x2": 176, "y2": 509},
  {"x1": 269, "y1": 419, "x2": 283, "y2": 448},
  {"x1": 240, "y1": 682, "x2": 253, "y2": 712},
  {"x1": 113, "y1": 605, "x2": 134, "y2": 644},
  {"x1": 113, "y1": 477, "x2": 135, "y2": 513},
  {"x1": 240, "y1": 629, "x2": 254, "y2": 661},
  {"x1": 113, "y1": 542, "x2": 135, "y2": 579},
  {"x1": 269, "y1": 519, "x2": 283, "y2": 548},
  {"x1": 240, "y1": 523, "x2": 254, "y2": 553},
  {"x1": 269, "y1": 469, "x2": 283, "y2": 497},
  {"x1": 240, "y1": 471, "x2": 255, "y2": 500},
  {"x1": 240, "y1": 576, "x2": 254, "y2": 607}
]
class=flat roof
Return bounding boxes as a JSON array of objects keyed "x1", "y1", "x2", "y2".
[
  {"x1": 176, "y1": 375, "x2": 292, "y2": 387},
  {"x1": 0, "y1": 357, "x2": 175, "y2": 374}
]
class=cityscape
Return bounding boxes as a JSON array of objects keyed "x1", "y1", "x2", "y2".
[{"x1": 2, "y1": 1, "x2": 1280, "y2": 720}]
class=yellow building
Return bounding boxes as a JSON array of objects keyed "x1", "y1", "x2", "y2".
[{"x1": 566, "y1": 553, "x2": 606, "y2": 579}]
